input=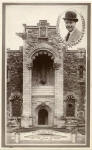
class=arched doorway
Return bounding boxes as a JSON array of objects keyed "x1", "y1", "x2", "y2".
[
  {"x1": 38, "y1": 109, "x2": 48, "y2": 125},
  {"x1": 34, "y1": 105, "x2": 53, "y2": 126}
]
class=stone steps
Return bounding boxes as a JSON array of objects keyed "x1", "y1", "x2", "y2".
[
  {"x1": 12, "y1": 126, "x2": 70, "y2": 133},
  {"x1": 32, "y1": 86, "x2": 54, "y2": 95}
]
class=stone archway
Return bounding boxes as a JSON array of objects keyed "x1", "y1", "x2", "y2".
[
  {"x1": 32, "y1": 51, "x2": 55, "y2": 86},
  {"x1": 22, "y1": 42, "x2": 63, "y2": 128},
  {"x1": 35, "y1": 104, "x2": 52, "y2": 126}
]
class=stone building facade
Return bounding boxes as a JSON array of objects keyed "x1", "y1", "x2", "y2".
[{"x1": 7, "y1": 20, "x2": 86, "y2": 128}]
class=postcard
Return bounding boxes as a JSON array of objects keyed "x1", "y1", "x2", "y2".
[{"x1": 1, "y1": 2, "x2": 91, "y2": 149}]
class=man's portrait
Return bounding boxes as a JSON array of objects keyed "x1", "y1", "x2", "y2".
[
  {"x1": 58, "y1": 10, "x2": 85, "y2": 47},
  {"x1": 63, "y1": 11, "x2": 82, "y2": 43}
]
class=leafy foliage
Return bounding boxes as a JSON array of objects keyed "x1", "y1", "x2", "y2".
[{"x1": 7, "y1": 52, "x2": 23, "y2": 92}]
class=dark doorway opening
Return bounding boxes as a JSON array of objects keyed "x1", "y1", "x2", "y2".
[
  {"x1": 66, "y1": 103, "x2": 75, "y2": 117},
  {"x1": 38, "y1": 109, "x2": 48, "y2": 125},
  {"x1": 32, "y1": 53, "x2": 54, "y2": 86}
]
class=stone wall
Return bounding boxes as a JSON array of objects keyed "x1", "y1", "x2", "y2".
[
  {"x1": 7, "y1": 49, "x2": 23, "y2": 102},
  {"x1": 63, "y1": 50, "x2": 86, "y2": 122},
  {"x1": 7, "y1": 48, "x2": 86, "y2": 126}
]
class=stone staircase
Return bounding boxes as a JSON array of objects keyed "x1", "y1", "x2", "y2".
[{"x1": 12, "y1": 126, "x2": 70, "y2": 133}]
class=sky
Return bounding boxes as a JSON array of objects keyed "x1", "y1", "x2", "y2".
[{"x1": 5, "y1": 4, "x2": 88, "y2": 50}]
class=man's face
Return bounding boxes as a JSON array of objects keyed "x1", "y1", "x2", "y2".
[{"x1": 64, "y1": 20, "x2": 76, "y2": 32}]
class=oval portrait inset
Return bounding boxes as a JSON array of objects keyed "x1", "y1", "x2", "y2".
[{"x1": 57, "y1": 10, "x2": 85, "y2": 47}]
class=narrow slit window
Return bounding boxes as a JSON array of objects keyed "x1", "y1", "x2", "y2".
[{"x1": 79, "y1": 65, "x2": 84, "y2": 78}]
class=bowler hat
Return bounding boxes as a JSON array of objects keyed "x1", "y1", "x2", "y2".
[{"x1": 63, "y1": 11, "x2": 78, "y2": 22}]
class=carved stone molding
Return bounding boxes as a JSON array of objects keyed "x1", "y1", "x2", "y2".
[
  {"x1": 53, "y1": 59, "x2": 61, "y2": 70},
  {"x1": 9, "y1": 92, "x2": 22, "y2": 101},
  {"x1": 53, "y1": 62, "x2": 61, "y2": 70},
  {"x1": 41, "y1": 102, "x2": 46, "y2": 107},
  {"x1": 26, "y1": 62, "x2": 33, "y2": 70},
  {"x1": 25, "y1": 42, "x2": 61, "y2": 60}
]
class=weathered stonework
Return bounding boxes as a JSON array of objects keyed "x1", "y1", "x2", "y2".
[{"x1": 7, "y1": 20, "x2": 86, "y2": 129}]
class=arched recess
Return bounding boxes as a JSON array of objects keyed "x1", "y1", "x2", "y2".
[
  {"x1": 26, "y1": 44, "x2": 62, "y2": 87},
  {"x1": 32, "y1": 50, "x2": 55, "y2": 86},
  {"x1": 35, "y1": 104, "x2": 52, "y2": 126},
  {"x1": 26, "y1": 42, "x2": 61, "y2": 69},
  {"x1": 9, "y1": 92, "x2": 23, "y2": 117},
  {"x1": 64, "y1": 94, "x2": 77, "y2": 118}
]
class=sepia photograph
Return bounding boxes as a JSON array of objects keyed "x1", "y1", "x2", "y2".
[
  {"x1": 57, "y1": 9, "x2": 85, "y2": 47},
  {"x1": 1, "y1": 3, "x2": 90, "y2": 148}
]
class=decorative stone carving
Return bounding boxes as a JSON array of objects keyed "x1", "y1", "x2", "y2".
[
  {"x1": 9, "y1": 92, "x2": 22, "y2": 118},
  {"x1": 41, "y1": 102, "x2": 46, "y2": 107},
  {"x1": 53, "y1": 62, "x2": 61, "y2": 70},
  {"x1": 39, "y1": 26, "x2": 47, "y2": 38},
  {"x1": 17, "y1": 23, "x2": 62, "y2": 60},
  {"x1": 37, "y1": 20, "x2": 49, "y2": 26},
  {"x1": 26, "y1": 62, "x2": 33, "y2": 70},
  {"x1": 64, "y1": 95, "x2": 76, "y2": 102},
  {"x1": 9, "y1": 92, "x2": 22, "y2": 101},
  {"x1": 53, "y1": 59, "x2": 61, "y2": 69}
]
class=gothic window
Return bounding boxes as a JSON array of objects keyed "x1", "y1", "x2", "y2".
[
  {"x1": 66, "y1": 95, "x2": 75, "y2": 117},
  {"x1": 78, "y1": 65, "x2": 84, "y2": 78}
]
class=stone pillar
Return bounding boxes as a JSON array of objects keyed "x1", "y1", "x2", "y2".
[
  {"x1": 54, "y1": 59, "x2": 63, "y2": 127},
  {"x1": 21, "y1": 62, "x2": 33, "y2": 128},
  {"x1": 9, "y1": 102, "x2": 12, "y2": 118}
]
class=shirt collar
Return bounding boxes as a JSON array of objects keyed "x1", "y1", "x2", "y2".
[{"x1": 69, "y1": 27, "x2": 76, "y2": 35}]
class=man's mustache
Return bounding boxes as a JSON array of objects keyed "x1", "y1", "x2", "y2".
[{"x1": 66, "y1": 26, "x2": 72, "y2": 29}]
